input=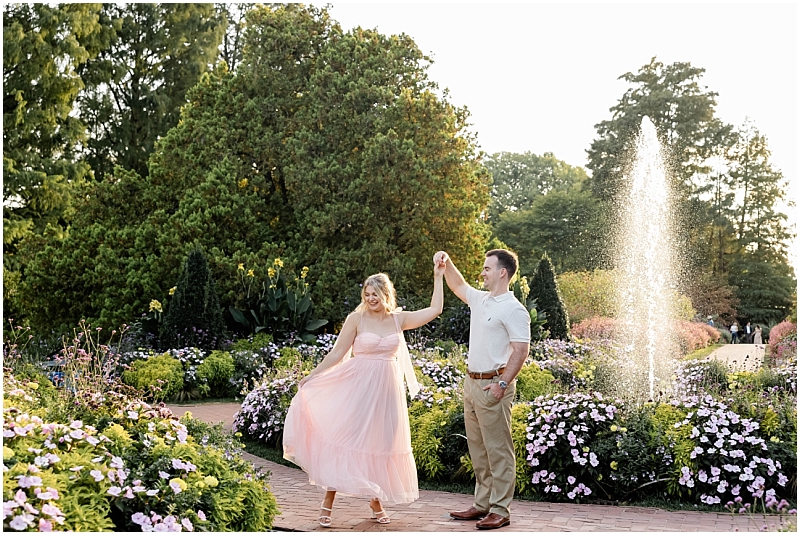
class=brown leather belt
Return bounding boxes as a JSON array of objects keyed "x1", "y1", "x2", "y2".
[{"x1": 468, "y1": 367, "x2": 505, "y2": 380}]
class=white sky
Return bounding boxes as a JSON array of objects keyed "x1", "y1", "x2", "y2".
[{"x1": 324, "y1": 2, "x2": 798, "y2": 268}]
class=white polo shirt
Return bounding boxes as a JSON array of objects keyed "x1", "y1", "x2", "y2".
[{"x1": 466, "y1": 287, "x2": 531, "y2": 373}]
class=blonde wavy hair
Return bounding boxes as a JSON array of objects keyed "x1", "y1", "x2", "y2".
[{"x1": 354, "y1": 273, "x2": 398, "y2": 314}]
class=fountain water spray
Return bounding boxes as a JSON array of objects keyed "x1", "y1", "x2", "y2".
[{"x1": 614, "y1": 117, "x2": 679, "y2": 402}]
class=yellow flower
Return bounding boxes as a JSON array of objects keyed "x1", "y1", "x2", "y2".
[
  {"x1": 238, "y1": 178, "x2": 249, "y2": 189},
  {"x1": 770, "y1": 436, "x2": 780, "y2": 443},
  {"x1": 620, "y1": 427, "x2": 627, "y2": 433},
  {"x1": 273, "y1": 258, "x2": 284, "y2": 268},
  {"x1": 238, "y1": 263, "x2": 244, "y2": 271},
  {"x1": 610, "y1": 425, "x2": 618, "y2": 432},
  {"x1": 169, "y1": 478, "x2": 188, "y2": 492},
  {"x1": 169, "y1": 286, "x2": 177, "y2": 296},
  {"x1": 3, "y1": 446, "x2": 15, "y2": 460},
  {"x1": 610, "y1": 461, "x2": 618, "y2": 471},
  {"x1": 26, "y1": 382, "x2": 39, "y2": 390},
  {"x1": 183, "y1": 411, "x2": 193, "y2": 420},
  {"x1": 582, "y1": 447, "x2": 590, "y2": 453},
  {"x1": 268, "y1": 268, "x2": 276, "y2": 279},
  {"x1": 149, "y1": 300, "x2": 163, "y2": 313},
  {"x1": 247, "y1": 269, "x2": 254, "y2": 277},
  {"x1": 204, "y1": 475, "x2": 219, "y2": 487},
  {"x1": 300, "y1": 266, "x2": 309, "y2": 279},
  {"x1": 196, "y1": 481, "x2": 206, "y2": 489}
]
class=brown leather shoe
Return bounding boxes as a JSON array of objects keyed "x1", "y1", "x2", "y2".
[
  {"x1": 475, "y1": 513, "x2": 510, "y2": 530},
  {"x1": 449, "y1": 506, "x2": 487, "y2": 520}
]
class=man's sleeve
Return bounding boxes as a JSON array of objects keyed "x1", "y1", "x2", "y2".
[
  {"x1": 506, "y1": 306, "x2": 531, "y2": 343},
  {"x1": 465, "y1": 286, "x2": 482, "y2": 309}
]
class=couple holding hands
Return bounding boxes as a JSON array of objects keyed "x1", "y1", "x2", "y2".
[{"x1": 282, "y1": 249, "x2": 531, "y2": 530}]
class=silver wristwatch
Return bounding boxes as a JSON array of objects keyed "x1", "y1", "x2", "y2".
[{"x1": 498, "y1": 380, "x2": 508, "y2": 390}]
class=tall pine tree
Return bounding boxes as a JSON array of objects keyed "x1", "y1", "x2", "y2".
[
  {"x1": 530, "y1": 253, "x2": 570, "y2": 340},
  {"x1": 3, "y1": 3, "x2": 107, "y2": 321},
  {"x1": 77, "y1": 3, "x2": 225, "y2": 181}
]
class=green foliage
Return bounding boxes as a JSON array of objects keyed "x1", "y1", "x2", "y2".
[
  {"x1": 230, "y1": 332, "x2": 274, "y2": 351},
  {"x1": 728, "y1": 254, "x2": 795, "y2": 325},
  {"x1": 515, "y1": 362, "x2": 555, "y2": 402},
  {"x1": 408, "y1": 395, "x2": 464, "y2": 481},
  {"x1": 18, "y1": 4, "x2": 491, "y2": 332},
  {"x1": 484, "y1": 151, "x2": 589, "y2": 222},
  {"x1": 196, "y1": 351, "x2": 235, "y2": 398},
  {"x1": 530, "y1": 253, "x2": 570, "y2": 340},
  {"x1": 230, "y1": 260, "x2": 327, "y2": 342},
  {"x1": 160, "y1": 250, "x2": 226, "y2": 351},
  {"x1": 3, "y1": 413, "x2": 117, "y2": 531},
  {"x1": 494, "y1": 188, "x2": 602, "y2": 275},
  {"x1": 77, "y1": 3, "x2": 225, "y2": 181},
  {"x1": 557, "y1": 269, "x2": 618, "y2": 324},
  {"x1": 511, "y1": 403, "x2": 535, "y2": 494},
  {"x1": 122, "y1": 353, "x2": 184, "y2": 401},
  {"x1": 587, "y1": 57, "x2": 731, "y2": 204},
  {"x1": 2, "y1": 3, "x2": 108, "y2": 323}
]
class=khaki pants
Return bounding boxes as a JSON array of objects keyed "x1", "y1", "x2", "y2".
[{"x1": 463, "y1": 375, "x2": 516, "y2": 518}]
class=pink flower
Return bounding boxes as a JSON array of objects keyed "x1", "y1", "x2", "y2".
[{"x1": 39, "y1": 518, "x2": 53, "y2": 531}]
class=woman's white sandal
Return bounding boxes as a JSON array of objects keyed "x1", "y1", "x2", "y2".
[
  {"x1": 370, "y1": 507, "x2": 390, "y2": 524},
  {"x1": 319, "y1": 504, "x2": 333, "y2": 528}
]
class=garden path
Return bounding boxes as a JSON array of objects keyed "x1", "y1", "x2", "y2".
[
  {"x1": 168, "y1": 403, "x2": 791, "y2": 532},
  {"x1": 707, "y1": 343, "x2": 765, "y2": 372}
]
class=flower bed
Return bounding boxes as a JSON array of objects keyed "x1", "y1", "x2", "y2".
[{"x1": 2, "y1": 372, "x2": 279, "y2": 532}]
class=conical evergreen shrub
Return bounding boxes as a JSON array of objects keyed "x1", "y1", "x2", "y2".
[
  {"x1": 159, "y1": 250, "x2": 226, "y2": 350},
  {"x1": 530, "y1": 253, "x2": 570, "y2": 340}
]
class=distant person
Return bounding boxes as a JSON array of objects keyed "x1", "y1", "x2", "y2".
[
  {"x1": 744, "y1": 322, "x2": 752, "y2": 344},
  {"x1": 707, "y1": 316, "x2": 714, "y2": 327},
  {"x1": 754, "y1": 325, "x2": 763, "y2": 345},
  {"x1": 730, "y1": 322, "x2": 739, "y2": 344}
]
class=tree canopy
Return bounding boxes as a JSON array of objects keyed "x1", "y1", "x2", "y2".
[{"x1": 17, "y1": 4, "x2": 491, "y2": 331}]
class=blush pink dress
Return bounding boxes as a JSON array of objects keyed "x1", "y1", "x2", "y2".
[{"x1": 282, "y1": 313, "x2": 419, "y2": 504}]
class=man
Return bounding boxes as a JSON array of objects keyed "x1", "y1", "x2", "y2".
[
  {"x1": 434, "y1": 249, "x2": 530, "y2": 530},
  {"x1": 744, "y1": 322, "x2": 752, "y2": 344}
]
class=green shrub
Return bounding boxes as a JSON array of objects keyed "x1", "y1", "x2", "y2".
[
  {"x1": 160, "y1": 249, "x2": 226, "y2": 351},
  {"x1": 122, "y1": 353, "x2": 184, "y2": 400},
  {"x1": 231, "y1": 332, "x2": 274, "y2": 351},
  {"x1": 511, "y1": 403, "x2": 535, "y2": 494},
  {"x1": 530, "y1": 253, "x2": 570, "y2": 340},
  {"x1": 274, "y1": 347, "x2": 304, "y2": 371},
  {"x1": 196, "y1": 351, "x2": 236, "y2": 398},
  {"x1": 515, "y1": 362, "x2": 555, "y2": 402}
]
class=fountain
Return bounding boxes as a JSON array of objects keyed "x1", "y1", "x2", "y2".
[{"x1": 613, "y1": 116, "x2": 680, "y2": 402}]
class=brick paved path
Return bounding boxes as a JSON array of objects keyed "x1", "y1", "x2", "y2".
[
  {"x1": 707, "y1": 343, "x2": 766, "y2": 372},
  {"x1": 168, "y1": 402, "x2": 793, "y2": 532}
]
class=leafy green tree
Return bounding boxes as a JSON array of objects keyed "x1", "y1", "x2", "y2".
[
  {"x1": 726, "y1": 122, "x2": 793, "y2": 262},
  {"x1": 493, "y1": 188, "x2": 601, "y2": 275},
  {"x1": 160, "y1": 250, "x2": 226, "y2": 350},
  {"x1": 529, "y1": 254, "x2": 570, "y2": 340},
  {"x1": 216, "y1": 3, "x2": 253, "y2": 72},
  {"x1": 77, "y1": 3, "x2": 225, "y2": 181},
  {"x1": 3, "y1": 3, "x2": 107, "y2": 321},
  {"x1": 728, "y1": 254, "x2": 795, "y2": 325},
  {"x1": 18, "y1": 4, "x2": 491, "y2": 331},
  {"x1": 586, "y1": 57, "x2": 732, "y2": 203},
  {"x1": 484, "y1": 151, "x2": 588, "y2": 222}
]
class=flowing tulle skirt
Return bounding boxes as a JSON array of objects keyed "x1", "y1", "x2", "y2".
[{"x1": 283, "y1": 351, "x2": 419, "y2": 504}]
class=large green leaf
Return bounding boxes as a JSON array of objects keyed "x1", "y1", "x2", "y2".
[
  {"x1": 305, "y1": 319, "x2": 328, "y2": 331},
  {"x1": 229, "y1": 306, "x2": 249, "y2": 326}
]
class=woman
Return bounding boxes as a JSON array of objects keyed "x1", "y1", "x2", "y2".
[
  {"x1": 753, "y1": 325, "x2": 763, "y2": 345},
  {"x1": 282, "y1": 265, "x2": 444, "y2": 527}
]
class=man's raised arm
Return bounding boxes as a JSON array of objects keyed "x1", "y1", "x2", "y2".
[{"x1": 434, "y1": 251, "x2": 470, "y2": 304}]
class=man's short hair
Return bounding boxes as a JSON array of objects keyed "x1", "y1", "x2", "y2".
[{"x1": 486, "y1": 249, "x2": 518, "y2": 280}]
